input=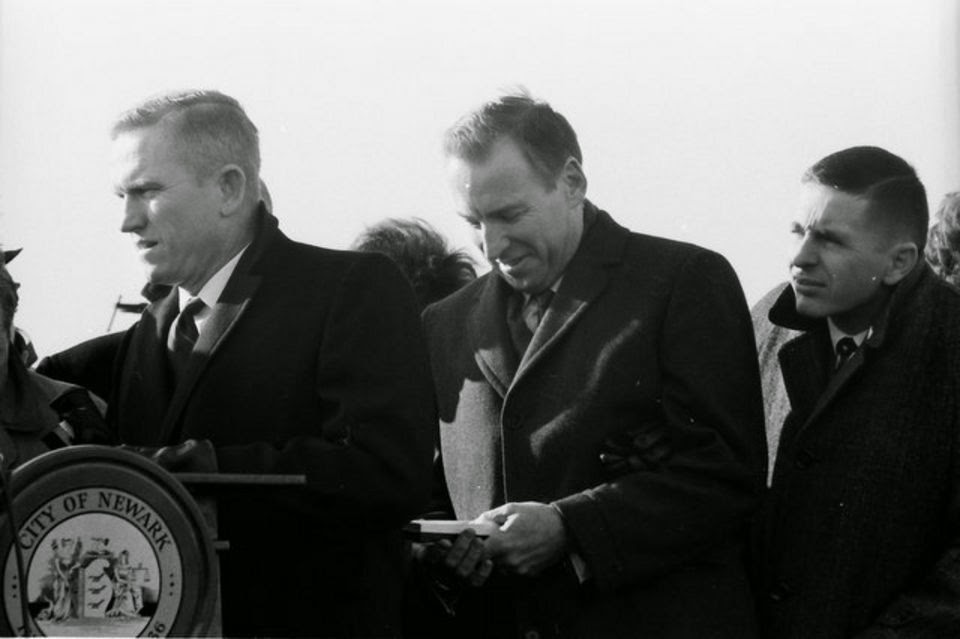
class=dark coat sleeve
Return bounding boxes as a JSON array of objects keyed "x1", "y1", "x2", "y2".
[
  {"x1": 36, "y1": 331, "x2": 126, "y2": 401},
  {"x1": 554, "y1": 250, "x2": 768, "y2": 590}
]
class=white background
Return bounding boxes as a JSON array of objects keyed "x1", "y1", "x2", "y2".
[{"x1": 1, "y1": 0, "x2": 957, "y2": 356}]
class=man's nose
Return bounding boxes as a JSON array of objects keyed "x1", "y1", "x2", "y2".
[
  {"x1": 790, "y1": 233, "x2": 818, "y2": 269},
  {"x1": 481, "y1": 223, "x2": 508, "y2": 261},
  {"x1": 120, "y1": 196, "x2": 146, "y2": 233}
]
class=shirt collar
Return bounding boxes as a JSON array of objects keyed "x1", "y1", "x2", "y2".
[
  {"x1": 826, "y1": 317, "x2": 871, "y2": 350},
  {"x1": 522, "y1": 277, "x2": 562, "y2": 305},
  {"x1": 178, "y1": 244, "x2": 249, "y2": 312}
]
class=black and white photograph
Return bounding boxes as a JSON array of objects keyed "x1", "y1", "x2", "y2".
[{"x1": 0, "y1": 1, "x2": 958, "y2": 637}]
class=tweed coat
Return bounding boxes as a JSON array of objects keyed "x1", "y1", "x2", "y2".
[
  {"x1": 105, "y1": 207, "x2": 436, "y2": 637},
  {"x1": 752, "y1": 264, "x2": 960, "y2": 638},
  {"x1": 422, "y1": 204, "x2": 767, "y2": 639}
]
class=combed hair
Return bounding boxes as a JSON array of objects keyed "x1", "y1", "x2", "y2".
[
  {"x1": 444, "y1": 89, "x2": 582, "y2": 189},
  {"x1": 803, "y1": 146, "x2": 928, "y2": 251},
  {"x1": 353, "y1": 218, "x2": 477, "y2": 309},
  {"x1": 926, "y1": 191, "x2": 960, "y2": 286},
  {"x1": 111, "y1": 90, "x2": 261, "y2": 200}
]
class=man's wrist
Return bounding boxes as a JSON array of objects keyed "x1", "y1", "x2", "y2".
[
  {"x1": 550, "y1": 502, "x2": 592, "y2": 582},
  {"x1": 549, "y1": 502, "x2": 572, "y2": 551}
]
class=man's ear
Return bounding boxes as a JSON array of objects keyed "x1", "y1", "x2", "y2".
[
  {"x1": 560, "y1": 157, "x2": 587, "y2": 207},
  {"x1": 882, "y1": 241, "x2": 919, "y2": 285},
  {"x1": 217, "y1": 164, "x2": 247, "y2": 217}
]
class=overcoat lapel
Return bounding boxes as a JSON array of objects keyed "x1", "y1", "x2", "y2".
[
  {"x1": 158, "y1": 205, "x2": 275, "y2": 441},
  {"x1": 777, "y1": 330, "x2": 830, "y2": 431},
  {"x1": 467, "y1": 205, "x2": 626, "y2": 394},
  {"x1": 159, "y1": 270, "x2": 262, "y2": 442},
  {"x1": 771, "y1": 265, "x2": 928, "y2": 446},
  {"x1": 776, "y1": 309, "x2": 871, "y2": 444},
  {"x1": 794, "y1": 345, "x2": 866, "y2": 439},
  {"x1": 157, "y1": 210, "x2": 279, "y2": 441},
  {"x1": 516, "y1": 208, "x2": 625, "y2": 382},
  {"x1": 469, "y1": 275, "x2": 518, "y2": 397},
  {"x1": 117, "y1": 290, "x2": 178, "y2": 444}
]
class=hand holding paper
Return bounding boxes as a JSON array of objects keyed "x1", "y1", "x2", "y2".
[{"x1": 478, "y1": 501, "x2": 569, "y2": 577}]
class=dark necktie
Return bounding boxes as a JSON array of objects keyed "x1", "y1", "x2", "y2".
[
  {"x1": 168, "y1": 297, "x2": 205, "y2": 382},
  {"x1": 507, "y1": 289, "x2": 554, "y2": 355},
  {"x1": 834, "y1": 336, "x2": 858, "y2": 370}
]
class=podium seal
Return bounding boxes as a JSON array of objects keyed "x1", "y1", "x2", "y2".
[{"x1": 0, "y1": 446, "x2": 218, "y2": 636}]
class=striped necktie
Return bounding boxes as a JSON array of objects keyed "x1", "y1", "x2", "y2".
[{"x1": 521, "y1": 289, "x2": 554, "y2": 333}]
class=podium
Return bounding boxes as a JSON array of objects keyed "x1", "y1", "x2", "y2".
[{"x1": 0, "y1": 446, "x2": 304, "y2": 637}]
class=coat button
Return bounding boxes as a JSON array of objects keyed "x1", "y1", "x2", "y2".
[
  {"x1": 794, "y1": 450, "x2": 816, "y2": 469},
  {"x1": 768, "y1": 580, "x2": 794, "y2": 602}
]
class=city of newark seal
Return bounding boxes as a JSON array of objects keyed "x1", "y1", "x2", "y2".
[{"x1": 0, "y1": 446, "x2": 217, "y2": 636}]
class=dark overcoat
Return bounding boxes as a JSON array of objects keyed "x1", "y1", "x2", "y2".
[
  {"x1": 753, "y1": 265, "x2": 960, "y2": 638},
  {"x1": 107, "y1": 208, "x2": 437, "y2": 637},
  {"x1": 422, "y1": 205, "x2": 767, "y2": 639}
]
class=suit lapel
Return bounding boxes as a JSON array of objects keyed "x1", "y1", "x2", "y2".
[{"x1": 469, "y1": 275, "x2": 519, "y2": 397}]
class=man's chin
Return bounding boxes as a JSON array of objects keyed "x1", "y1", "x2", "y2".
[
  {"x1": 143, "y1": 268, "x2": 175, "y2": 287},
  {"x1": 495, "y1": 265, "x2": 548, "y2": 293},
  {"x1": 497, "y1": 272, "x2": 536, "y2": 293},
  {"x1": 793, "y1": 296, "x2": 829, "y2": 319}
]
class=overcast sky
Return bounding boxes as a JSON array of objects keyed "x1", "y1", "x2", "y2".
[{"x1": 1, "y1": 0, "x2": 957, "y2": 355}]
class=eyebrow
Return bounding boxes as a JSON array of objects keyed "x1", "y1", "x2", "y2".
[
  {"x1": 467, "y1": 203, "x2": 526, "y2": 220},
  {"x1": 794, "y1": 217, "x2": 854, "y2": 242},
  {"x1": 115, "y1": 179, "x2": 161, "y2": 195},
  {"x1": 809, "y1": 224, "x2": 848, "y2": 244}
]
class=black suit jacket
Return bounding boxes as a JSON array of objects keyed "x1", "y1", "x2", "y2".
[
  {"x1": 422, "y1": 204, "x2": 767, "y2": 638},
  {"x1": 105, "y1": 209, "x2": 435, "y2": 637}
]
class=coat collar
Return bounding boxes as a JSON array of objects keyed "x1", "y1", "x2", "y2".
[
  {"x1": 769, "y1": 260, "x2": 930, "y2": 349},
  {"x1": 771, "y1": 262, "x2": 932, "y2": 445},
  {"x1": 468, "y1": 201, "x2": 628, "y2": 394},
  {"x1": 468, "y1": 274, "x2": 519, "y2": 396}
]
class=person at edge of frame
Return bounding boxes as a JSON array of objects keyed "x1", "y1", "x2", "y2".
[{"x1": 751, "y1": 146, "x2": 960, "y2": 638}]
